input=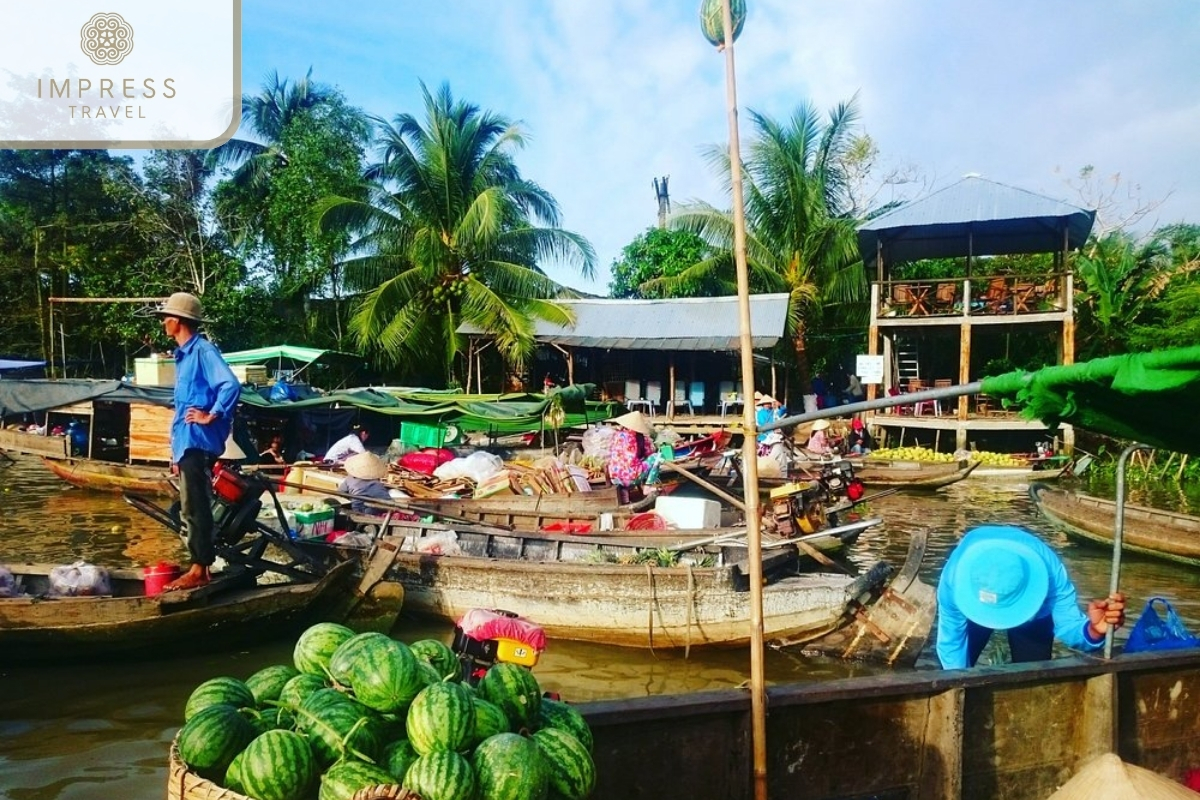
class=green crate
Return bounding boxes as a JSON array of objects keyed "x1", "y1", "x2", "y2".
[{"x1": 400, "y1": 421, "x2": 445, "y2": 448}]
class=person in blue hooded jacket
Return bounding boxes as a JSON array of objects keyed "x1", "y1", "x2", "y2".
[{"x1": 935, "y1": 525, "x2": 1126, "y2": 669}]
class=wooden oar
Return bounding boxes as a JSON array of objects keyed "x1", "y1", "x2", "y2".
[{"x1": 275, "y1": 479, "x2": 513, "y2": 531}]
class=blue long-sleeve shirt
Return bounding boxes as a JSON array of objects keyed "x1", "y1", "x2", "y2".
[
  {"x1": 170, "y1": 334, "x2": 240, "y2": 463},
  {"x1": 936, "y1": 528, "x2": 1102, "y2": 669}
]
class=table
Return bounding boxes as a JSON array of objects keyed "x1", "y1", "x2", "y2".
[{"x1": 908, "y1": 284, "x2": 932, "y2": 315}]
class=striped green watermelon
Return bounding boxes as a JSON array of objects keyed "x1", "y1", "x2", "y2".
[
  {"x1": 247, "y1": 664, "x2": 301, "y2": 706},
  {"x1": 240, "y1": 705, "x2": 293, "y2": 736},
  {"x1": 478, "y1": 663, "x2": 542, "y2": 731},
  {"x1": 177, "y1": 703, "x2": 256, "y2": 780},
  {"x1": 237, "y1": 729, "x2": 316, "y2": 800},
  {"x1": 537, "y1": 698, "x2": 593, "y2": 752},
  {"x1": 318, "y1": 759, "x2": 399, "y2": 800},
  {"x1": 297, "y1": 688, "x2": 384, "y2": 767},
  {"x1": 403, "y1": 750, "x2": 476, "y2": 800},
  {"x1": 382, "y1": 738, "x2": 420, "y2": 782},
  {"x1": 469, "y1": 696, "x2": 511, "y2": 748},
  {"x1": 279, "y1": 673, "x2": 328, "y2": 709},
  {"x1": 224, "y1": 748, "x2": 248, "y2": 794},
  {"x1": 472, "y1": 732, "x2": 549, "y2": 800},
  {"x1": 406, "y1": 681, "x2": 475, "y2": 755},
  {"x1": 184, "y1": 676, "x2": 254, "y2": 721},
  {"x1": 532, "y1": 728, "x2": 596, "y2": 800},
  {"x1": 377, "y1": 711, "x2": 409, "y2": 744},
  {"x1": 415, "y1": 658, "x2": 445, "y2": 688},
  {"x1": 409, "y1": 638, "x2": 460, "y2": 681},
  {"x1": 294, "y1": 622, "x2": 356, "y2": 678},
  {"x1": 329, "y1": 632, "x2": 424, "y2": 713}
]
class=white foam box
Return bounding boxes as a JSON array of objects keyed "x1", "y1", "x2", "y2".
[
  {"x1": 653, "y1": 496, "x2": 721, "y2": 530},
  {"x1": 134, "y1": 356, "x2": 175, "y2": 386}
]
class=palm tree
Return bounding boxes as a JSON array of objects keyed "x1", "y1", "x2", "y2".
[
  {"x1": 316, "y1": 82, "x2": 595, "y2": 382},
  {"x1": 656, "y1": 98, "x2": 867, "y2": 390}
]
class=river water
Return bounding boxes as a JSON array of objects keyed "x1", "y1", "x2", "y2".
[{"x1": 1, "y1": 453, "x2": 1198, "y2": 800}]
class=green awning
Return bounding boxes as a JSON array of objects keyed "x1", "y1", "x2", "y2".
[
  {"x1": 981, "y1": 346, "x2": 1200, "y2": 455},
  {"x1": 221, "y1": 345, "x2": 352, "y2": 366}
]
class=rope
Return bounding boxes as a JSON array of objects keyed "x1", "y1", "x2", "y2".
[{"x1": 644, "y1": 563, "x2": 656, "y2": 656}]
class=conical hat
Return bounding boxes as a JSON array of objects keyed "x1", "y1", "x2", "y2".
[
  {"x1": 343, "y1": 451, "x2": 388, "y2": 481},
  {"x1": 220, "y1": 433, "x2": 246, "y2": 460},
  {"x1": 1046, "y1": 753, "x2": 1200, "y2": 800},
  {"x1": 612, "y1": 411, "x2": 654, "y2": 437}
]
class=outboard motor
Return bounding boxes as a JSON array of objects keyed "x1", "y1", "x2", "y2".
[{"x1": 452, "y1": 608, "x2": 546, "y2": 684}]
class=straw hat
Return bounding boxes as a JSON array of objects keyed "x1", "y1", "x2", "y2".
[
  {"x1": 612, "y1": 410, "x2": 654, "y2": 437},
  {"x1": 155, "y1": 292, "x2": 205, "y2": 324},
  {"x1": 219, "y1": 433, "x2": 246, "y2": 460},
  {"x1": 756, "y1": 394, "x2": 775, "y2": 406},
  {"x1": 1046, "y1": 753, "x2": 1200, "y2": 799},
  {"x1": 343, "y1": 451, "x2": 388, "y2": 481},
  {"x1": 811, "y1": 419, "x2": 831, "y2": 431},
  {"x1": 949, "y1": 526, "x2": 1050, "y2": 630}
]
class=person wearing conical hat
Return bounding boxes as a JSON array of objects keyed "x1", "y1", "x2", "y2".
[
  {"x1": 936, "y1": 525, "x2": 1125, "y2": 669},
  {"x1": 607, "y1": 411, "x2": 657, "y2": 504},
  {"x1": 339, "y1": 452, "x2": 393, "y2": 515},
  {"x1": 805, "y1": 418, "x2": 835, "y2": 455},
  {"x1": 155, "y1": 292, "x2": 240, "y2": 592}
]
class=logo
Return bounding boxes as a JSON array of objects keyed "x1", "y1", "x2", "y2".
[{"x1": 80, "y1": 12, "x2": 134, "y2": 65}]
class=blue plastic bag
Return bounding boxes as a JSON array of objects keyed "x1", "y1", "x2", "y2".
[
  {"x1": 269, "y1": 381, "x2": 297, "y2": 403},
  {"x1": 1124, "y1": 597, "x2": 1200, "y2": 654}
]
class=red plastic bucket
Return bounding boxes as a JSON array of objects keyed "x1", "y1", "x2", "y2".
[{"x1": 143, "y1": 562, "x2": 180, "y2": 596}]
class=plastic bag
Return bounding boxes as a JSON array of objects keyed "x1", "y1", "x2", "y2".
[
  {"x1": 581, "y1": 426, "x2": 615, "y2": 459},
  {"x1": 401, "y1": 530, "x2": 463, "y2": 556},
  {"x1": 1124, "y1": 597, "x2": 1200, "y2": 653},
  {"x1": 47, "y1": 560, "x2": 112, "y2": 597},
  {"x1": 0, "y1": 565, "x2": 17, "y2": 597},
  {"x1": 433, "y1": 451, "x2": 504, "y2": 484}
]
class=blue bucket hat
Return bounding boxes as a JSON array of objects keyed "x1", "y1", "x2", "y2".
[{"x1": 950, "y1": 526, "x2": 1050, "y2": 630}]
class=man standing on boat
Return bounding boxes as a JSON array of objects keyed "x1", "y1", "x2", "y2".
[
  {"x1": 157, "y1": 292, "x2": 240, "y2": 591},
  {"x1": 936, "y1": 525, "x2": 1125, "y2": 668}
]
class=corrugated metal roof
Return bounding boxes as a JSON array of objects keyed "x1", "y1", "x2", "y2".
[
  {"x1": 857, "y1": 176, "x2": 1096, "y2": 266},
  {"x1": 459, "y1": 293, "x2": 790, "y2": 351}
]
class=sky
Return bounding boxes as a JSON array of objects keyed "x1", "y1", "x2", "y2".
[{"x1": 241, "y1": 0, "x2": 1200, "y2": 295}]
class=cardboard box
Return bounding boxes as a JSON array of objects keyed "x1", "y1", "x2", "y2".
[
  {"x1": 653, "y1": 496, "x2": 722, "y2": 530},
  {"x1": 474, "y1": 470, "x2": 516, "y2": 499},
  {"x1": 295, "y1": 507, "x2": 335, "y2": 539},
  {"x1": 230, "y1": 364, "x2": 270, "y2": 385},
  {"x1": 134, "y1": 356, "x2": 175, "y2": 386}
]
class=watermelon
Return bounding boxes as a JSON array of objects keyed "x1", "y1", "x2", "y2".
[
  {"x1": 297, "y1": 688, "x2": 384, "y2": 767},
  {"x1": 532, "y1": 728, "x2": 596, "y2": 800},
  {"x1": 478, "y1": 663, "x2": 542, "y2": 731},
  {"x1": 294, "y1": 622, "x2": 356, "y2": 677},
  {"x1": 238, "y1": 729, "x2": 317, "y2": 800},
  {"x1": 318, "y1": 759, "x2": 399, "y2": 800},
  {"x1": 382, "y1": 739, "x2": 420, "y2": 782},
  {"x1": 415, "y1": 658, "x2": 445, "y2": 688},
  {"x1": 329, "y1": 632, "x2": 424, "y2": 713},
  {"x1": 537, "y1": 698, "x2": 593, "y2": 752},
  {"x1": 409, "y1": 638, "x2": 460, "y2": 681},
  {"x1": 469, "y1": 696, "x2": 511, "y2": 748},
  {"x1": 225, "y1": 748, "x2": 248, "y2": 794},
  {"x1": 279, "y1": 673, "x2": 328, "y2": 709},
  {"x1": 406, "y1": 681, "x2": 475, "y2": 755},
  {"x1": 247, "y1": 664, "x2": 301, "y2": 706},
  {"x1": 377, "y1": 711, "x2": 409, "y2": 744},
  {"x1": 473, "y1": 732, "x2": 549, "y2": 800},
  {"x1": 177, "y1": 703, "x2": 256, "y2": 779},
  {"x1": 241, "y1": 705, "x2": 294, "y2": 736},
  {"x1": 184, "y1": 676, "x2": 255, "y2": 721},
  {"x1": 403, "y1": 751, "x2": 476, "y2": 800}
]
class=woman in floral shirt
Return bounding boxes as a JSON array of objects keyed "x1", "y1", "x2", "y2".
[{"x1": 607, "y1": 411, "x2": 656, "y2": 502}]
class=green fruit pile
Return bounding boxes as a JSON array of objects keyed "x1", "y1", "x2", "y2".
[
  {"x1": 174, "y1": 622, "x2": 596, "y2": 800},
  {"x1": 869, "y1": 446, "x2": 1025, "y2": 467}
]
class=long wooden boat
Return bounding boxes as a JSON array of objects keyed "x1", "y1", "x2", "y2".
[
  {"x1": 328, "y1": 518, "x2": 931, "y2": 656},
  {"x1": 852, "y1": 457, "x2": 980, "y2": 489},
  {"x1": 41, "y1": 455, "x2": 174, "y2": 496},
  {"x1": 1030, "y1": 482, "x2": 1200, "y2": 567},
  {"x1": 0, "y1": 560, "x2": 363, "y2": 664}
]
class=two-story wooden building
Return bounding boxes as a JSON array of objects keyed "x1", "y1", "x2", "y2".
[{"x1": 856, "y1": 176, "x2": 1096, "y2": 451}]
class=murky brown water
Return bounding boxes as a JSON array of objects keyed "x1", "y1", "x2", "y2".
[{"x1": 1, "y1": 453, "x2": 1198, "y2": 800}]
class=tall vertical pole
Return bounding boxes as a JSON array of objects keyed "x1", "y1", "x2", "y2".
[{"x1": 719, "y1": 1, "x2": 768, "y2": 797}]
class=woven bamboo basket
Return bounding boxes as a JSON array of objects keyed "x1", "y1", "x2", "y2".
[{"x1": 166, "y1": 738, "x2": 420, "y2": 800}]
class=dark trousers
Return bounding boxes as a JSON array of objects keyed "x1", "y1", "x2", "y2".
[
  {"x1": 966, "y1": 614, "x2": 1055, "y2": 666},
  {"x1": 178, "y1": 448, "x2": 217, "y2": 567}
]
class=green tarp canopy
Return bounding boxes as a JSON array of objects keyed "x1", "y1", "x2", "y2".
[
  {"x1": 220, "y1": 345, "x2": 350, "y2": 366},
  {"x1": 980, "y1": 345, "x2": 1200, "y2": 455}
]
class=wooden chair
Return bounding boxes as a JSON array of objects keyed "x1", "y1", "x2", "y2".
[
  {"x1": 983, "y1": 278, "x2": 1011, "y2": 314},
  {"x1": 1012, "y1": 283, "x2": 1038, "y2": 314},
  {"x1": 934, "y1": 282, "x2": 957, "y2": 313}
]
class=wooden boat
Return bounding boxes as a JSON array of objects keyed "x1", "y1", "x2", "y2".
[
  {"x1": 328, "y1": 517, "x2": 930, "y2": 654},
  {"x1": 0, "y1": 560, "x2": 366, "y2": 664},
  {"x1": 41, "y1": 455, "x2": 174, "y2": 496},
  {"x1": 1030, "y1": 482, "x2": 1200, "y2": 567}
]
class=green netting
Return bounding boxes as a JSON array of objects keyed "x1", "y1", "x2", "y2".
[{"x1": 980, "y1": 345, "x2": 1200, "y2": 455}]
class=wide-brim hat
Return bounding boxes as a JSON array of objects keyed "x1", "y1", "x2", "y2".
[
  {"x1": 220, "y1": 433, "x2": 246, "y2": 461},
  {"x1": 343, "y1": 451, "x2": 388, "y2": 481},
  {"x1": 612, "y1": 411, "x2": 654, "y2": 437},
  {"x1": 1046, "y1": 752, "x2": 1200, "y2": 799},
  {"x1": 811, "y1": 419, "x2": 831, "y2": 431},
  {"x1": 950, "y1": 525, "x2": 1050, "y2": 630},
  {"x1": 155, "y1": 292, "x2": 205, "y2": 323},
  {"x1": 756, "y1": 394, "x2": 775, "y2": 406}
]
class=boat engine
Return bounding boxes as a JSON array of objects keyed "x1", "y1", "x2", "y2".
[
  {"x1": 452, "y1": 608, "x2": 546, "y2": 684},
  {"x1": 769, "y1": 459, "x2": 866, "y2": 536}
]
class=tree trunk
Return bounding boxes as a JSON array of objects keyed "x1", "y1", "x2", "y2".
[{"x1": 792, "y1": 324, "x2": 813, "y2": 395}]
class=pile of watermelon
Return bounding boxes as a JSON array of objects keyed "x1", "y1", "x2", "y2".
[{"x1": 174, "y1": 622, "x2": 596, "y2": 800}]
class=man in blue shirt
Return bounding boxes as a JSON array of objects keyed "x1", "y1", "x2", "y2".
[
  {"x1": 156, "y1": 292, "x2": 241, "y2": 591},
  {"x1": 936, "y1": 525, "x2": 1125, "y2": 669}
]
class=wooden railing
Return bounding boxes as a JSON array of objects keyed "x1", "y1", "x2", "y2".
[{"x1": 878, "y1": 274, "x2": 1068, "y2": 319}]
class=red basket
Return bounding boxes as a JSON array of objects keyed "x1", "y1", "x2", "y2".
[{"x1": 623, "y1": 512, "x2": 669, "y2": 531}]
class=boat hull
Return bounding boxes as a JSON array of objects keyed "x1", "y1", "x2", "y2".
[{"x1": 41, "y1": 456, "x2": 174, "y2": 496}]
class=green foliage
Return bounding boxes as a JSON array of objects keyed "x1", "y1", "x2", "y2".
[{"x1": 608, "y1": 227, "x2": 713, "y2": 298}]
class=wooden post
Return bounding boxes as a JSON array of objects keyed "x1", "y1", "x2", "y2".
[
  {"x1": 916, "y1": 688, "x2": 964, "y2": 800},
  {"x1": 867, "y1": 284, "x2": 880, "y2": 403},
  {"x1": 1079, "y1": 673, "x2": 1117, "y2": 759},
  {"x1": 957, "y1": 322, "x2": 971, "y2": 451},
  {"x1": 668, "y1": 358, "x2": 677, "y2": 421}
]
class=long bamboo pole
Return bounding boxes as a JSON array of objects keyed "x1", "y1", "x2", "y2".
[{"x1": 717, "y1": 2, "x2": 769, "y2": 797}]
